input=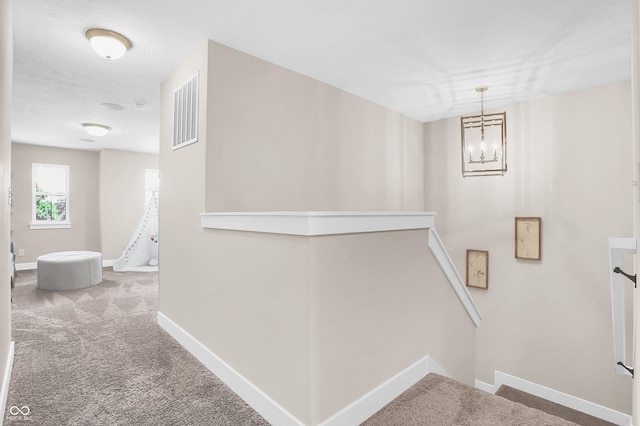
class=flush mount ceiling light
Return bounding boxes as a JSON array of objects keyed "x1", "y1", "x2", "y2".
[
  {"x1": 82, "y1": 123, "x2": 111, "y2": 137},
  {"x1": 86, "y1": 28, "x2": 133, "y2": 60}
]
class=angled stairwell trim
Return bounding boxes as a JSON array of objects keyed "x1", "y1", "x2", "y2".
[{"x1": 427, "y1": 228, "x2": 482, "y2": 327}]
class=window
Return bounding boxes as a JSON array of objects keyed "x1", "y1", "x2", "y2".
[
  {"x1": 31, "y1": 163, "x2": 70, "y2": 229},
  {"x1": 145, "y1": 169, "x2": 159, "y2": 204}
]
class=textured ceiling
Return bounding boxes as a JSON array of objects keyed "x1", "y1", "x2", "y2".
[{"x1": 11, "y1": 0, "x2": 631, "y2": 154}]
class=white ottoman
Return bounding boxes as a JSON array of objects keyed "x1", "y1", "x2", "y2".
[{"x1": 37, "y1": 251, "x2": 103, "y2": 291}]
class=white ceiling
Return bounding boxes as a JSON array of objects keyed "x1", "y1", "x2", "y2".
[{"x1": 11, "y1": 0, "x2": 631, "y2": 154}]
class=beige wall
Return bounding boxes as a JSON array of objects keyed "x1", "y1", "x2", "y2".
[
  {"x1": 0, "y1": 0, "x2": 13, "y2": 399},
  {"x1": 99, "y1": 149, "x2": 158, "y2": 260},
  {"x1": 11, "y1": 143, "x2": 100, "y2": 262},
  {"x1": 205, "y1": 41, "x2": 424, "y2": 212},
  {"x1": 310, "y1": 230, "x2": 475, "y2": 423},
  {"x1": 158, "y1": 41, "x2": 209, "y2": 324},
  {"x1": 168, "y1": 230, "x2": 314, "y2": 422},
  {"x1": 159, "y1": 40, "x2": 458, "y2": 425},
  {"x1": 424, "y1": 81, "x2": 633, "y2": 413}
]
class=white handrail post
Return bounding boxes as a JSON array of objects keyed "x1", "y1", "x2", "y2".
[{"x1": 608, "y1": 238, "x2": 636, "y2": 378}]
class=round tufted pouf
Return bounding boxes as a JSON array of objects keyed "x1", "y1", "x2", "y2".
[{"x1": 37, "y1": 251, "x2": 103, "y2": 291}]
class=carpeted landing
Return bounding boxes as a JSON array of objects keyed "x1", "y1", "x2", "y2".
[
  {"x1": 6, "y1": 269, "x2": 269, "y2": 425},
  {"x1": 6, "y1": 269, "x2": 611, "y2": 425}
]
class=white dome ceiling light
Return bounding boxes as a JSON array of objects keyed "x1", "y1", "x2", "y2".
[
  {"x1": 82, "y1": 123, "x2": 111, "y2": 137},
  {"x1": 86, "y1": 28, "x2": 133, "y2": 60}
]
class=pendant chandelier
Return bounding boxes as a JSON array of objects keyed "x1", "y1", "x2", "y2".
[{"x1": 460, "y1": 86, "x2": 507, "y2": 177}]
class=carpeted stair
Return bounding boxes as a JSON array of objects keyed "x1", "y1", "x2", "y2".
[
  {"x1": 495, "y1": 385, "x2": 616, "y2": 426},
  {"x1": 362, "y1": 373, "x2": 581, "y2": 425}
]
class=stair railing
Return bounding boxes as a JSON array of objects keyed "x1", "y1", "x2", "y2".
[{"x1": 608, "y1": 237, "x2": 636, "y2": 378}]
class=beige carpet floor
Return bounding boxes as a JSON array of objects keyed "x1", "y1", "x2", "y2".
[{"x1": 5, "y1": 269, "x2": 268, "y2": 425}]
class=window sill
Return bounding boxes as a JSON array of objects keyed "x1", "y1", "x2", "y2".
[{"x1": 30, "y1": 222, "x2": 71, "y2": 230}]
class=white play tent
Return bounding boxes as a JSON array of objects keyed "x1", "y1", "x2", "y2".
[{"x1": 113, "y1": 192, "x2": 159, "y2": 272}]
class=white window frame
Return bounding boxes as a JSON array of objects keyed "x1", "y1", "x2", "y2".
[{"x1": 31, "y1": 163, "x2": 71, "y2": 229}]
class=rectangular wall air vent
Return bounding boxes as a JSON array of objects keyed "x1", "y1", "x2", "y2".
[{"x1": 172, "y1": 72, "x2": 199, "y2": 150}]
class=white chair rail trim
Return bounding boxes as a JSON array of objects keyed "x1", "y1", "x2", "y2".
[{"x1": 200, "y1": 211, "x2": 436, "y2": 236}]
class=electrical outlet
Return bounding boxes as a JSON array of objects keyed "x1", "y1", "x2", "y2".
[{"x1": 17, "y1": 249, "x2": 24, "y2": 257}]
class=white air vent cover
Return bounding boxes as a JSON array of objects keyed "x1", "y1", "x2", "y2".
[{"x1": 172, "y1": 72, "x2": 199, "y2": 150}]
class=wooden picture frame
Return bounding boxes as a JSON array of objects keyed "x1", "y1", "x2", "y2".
[
  {"x1": 515, "y1": 217, "x2": 541, "y2": 260},
  {"x1": 466, "y1": 249, "x2": 489, "y2": 289}
]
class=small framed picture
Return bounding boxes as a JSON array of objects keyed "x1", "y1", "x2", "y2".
[
  {"x1": 466, "y1": 249, "x2": 489, "y2": 289},
  {"x1": 515, "y1": 217, "x2": 541, "y2": 260}
]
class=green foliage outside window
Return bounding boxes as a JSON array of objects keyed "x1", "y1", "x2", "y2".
[{"x1": 35, "y1": 182, "x2": 66, "y2": 221}]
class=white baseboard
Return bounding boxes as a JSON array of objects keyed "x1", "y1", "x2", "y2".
[
  {"x1": 0, "y1": 341, "x2": 14, "y2": 420},
  {"x1": 158, "y1": 311, "x2": 451, "y2": 426},
  {"x1": 15, "y1": 263, "x2": 36, "y2": 271},
  {"x1": 425, "y1": 355, "x2": 450, "y2": 378},
  {"x1": 474, "y1": 379, "x2": 495, "y2": 394},
  {"x1": 17, "y1": 260, "x2": 115, "y2": 271},
  {"x1": 319, "y1": 355, "x2": 448, "y2": 426},
  {"x1": 492, "y1": 371, "x2": 632, "y2": 426},
  {"x1": 157, "y1": 312, "x2": 304, "y2": 426}
]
